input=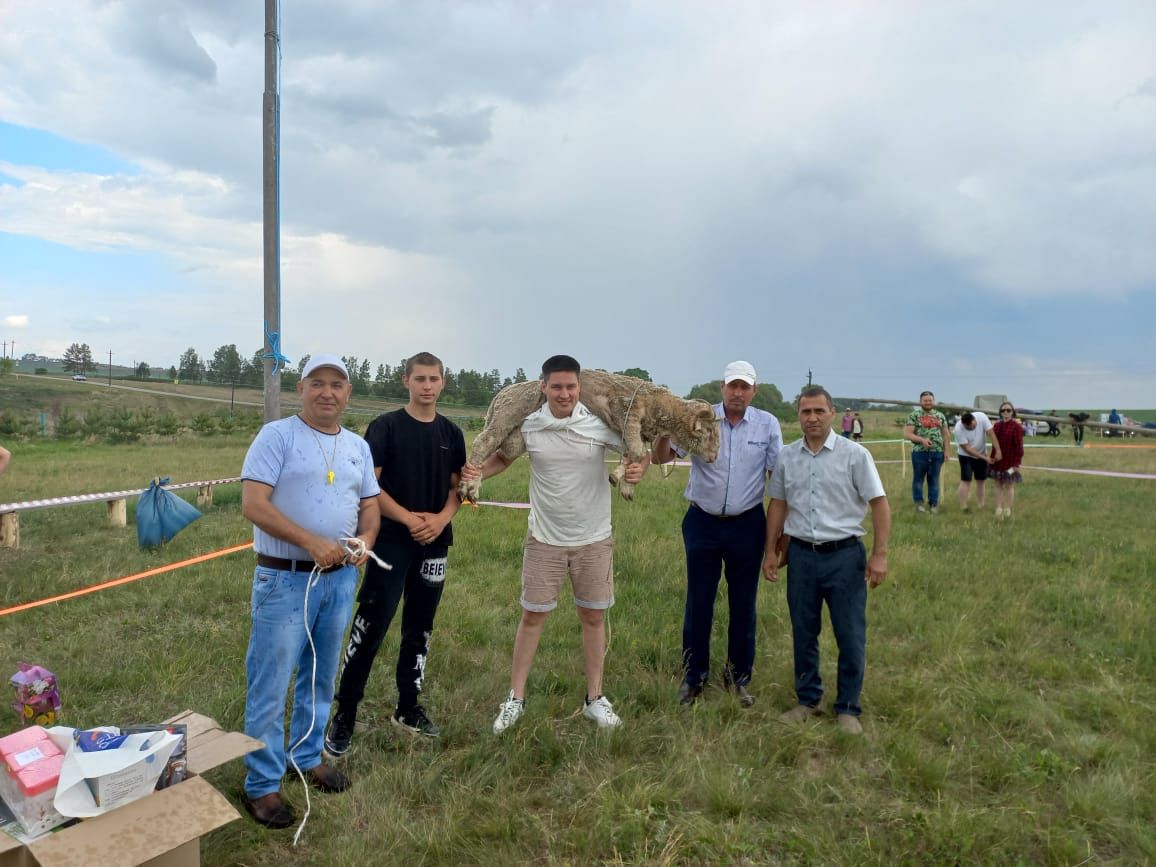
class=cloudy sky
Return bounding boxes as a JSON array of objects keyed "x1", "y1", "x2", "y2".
[{"x1": 1, "y1": 0, "x2": 1154, "y2": 408}]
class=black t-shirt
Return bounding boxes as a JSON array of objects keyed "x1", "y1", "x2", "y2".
[{"x1": 364, "y1": 409, "x2": 467, "y2": 548}]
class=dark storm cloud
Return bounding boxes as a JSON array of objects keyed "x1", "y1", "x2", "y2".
[{"x1": 107, "y1": 2, "x2": 218, "y2": 84}]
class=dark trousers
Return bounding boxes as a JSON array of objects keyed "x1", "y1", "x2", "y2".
[
  {"x1": 786, "y1": 539, "x2": 867, "y2": 715},
  {"x1": 681, "y1": 504, "x2": 766, "y2": 688},
  {"x1": 334, "y1": 542, "x2": 448, "y2": 714}
]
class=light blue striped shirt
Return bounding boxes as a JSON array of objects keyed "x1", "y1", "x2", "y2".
[
  {"x1": 681, "y1": 404, "x2": 782, "y2": 516},
  {"x1": 768, "y1": 429, "x2": 886, "y2": 542}
]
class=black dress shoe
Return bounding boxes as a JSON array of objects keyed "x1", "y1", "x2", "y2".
[
  {"x1": 678, "y1": 682, "x2": 703, "y2": 705},
  {"x1": 244, "y1": 792, "x2": 295, "y2": 829},
  {"x1": 304, "y1": 764, "x2": 350, "y2": 793}
]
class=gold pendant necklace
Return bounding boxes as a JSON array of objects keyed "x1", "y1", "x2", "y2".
[{"x1": 308, "y1": 425, "x2": 339, "y2": 484}]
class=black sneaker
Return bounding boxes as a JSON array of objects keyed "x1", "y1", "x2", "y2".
[
  {"x1": 391, "y1": 705, "x2": 440, "y2": 737},
  {"x1": 324, "y1": 707, "x2": 356, "y2": 757}
]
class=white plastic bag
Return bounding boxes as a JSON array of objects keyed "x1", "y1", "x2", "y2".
[{"x1": 52, "y1": 727, "x2": 181, "y2": 818}]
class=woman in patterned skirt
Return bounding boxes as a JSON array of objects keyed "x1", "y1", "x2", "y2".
[{"x1": 990, "y1": 401, "x2": 1024, "y2": 519}]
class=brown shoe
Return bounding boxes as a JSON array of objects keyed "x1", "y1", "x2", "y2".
[
  {"x1": 304, "y1": 763, "x2": 351, "y2": 793},
  {"x1": 244, "y1": 792, "x2": 295, "y2": 829},
  {"x1": 836, "y1": 713, "x2": 863, "y2": 735},
  {"x1": 778, "y1": 704, "x2": 820, "y2": 724}
]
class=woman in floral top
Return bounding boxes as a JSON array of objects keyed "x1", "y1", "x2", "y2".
[{"x1": 990, "y1": 401, "x2": 1025, "y2": 519}]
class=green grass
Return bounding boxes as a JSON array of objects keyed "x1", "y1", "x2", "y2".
[{"x1": 0, "y1": 428, "x2": 1154, "y2": 864}]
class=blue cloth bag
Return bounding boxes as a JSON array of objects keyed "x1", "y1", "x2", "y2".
[{"x1": 136, "y1": 477, "x2": 202, "y2": 548}]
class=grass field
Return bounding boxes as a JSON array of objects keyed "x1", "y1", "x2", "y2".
[{"x1": 0, "y1": 421, "x2": 1154, "y2": 864}]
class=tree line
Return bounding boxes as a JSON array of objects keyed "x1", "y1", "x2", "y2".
[{"x1": 59, "y1": 342, "x2": 799, "y2": 414}]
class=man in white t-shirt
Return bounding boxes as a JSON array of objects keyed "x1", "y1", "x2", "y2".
[
  {"x1": 952, "y1": 411, "x2": 1001, "y2": 512},
  {"x1": 460, "y1": 355, "x2": 649, "y2": 734}
]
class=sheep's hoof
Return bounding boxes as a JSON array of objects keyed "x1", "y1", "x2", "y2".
[
  {"x1": 618, "y1": 482, "x2": 635, "y2": 501},
  {"x1": 607, "y1": 473, "x2": 619, "y2": 487},
  {"x1": 459, "y1": 479, "x2": 481, "y2": 506}
]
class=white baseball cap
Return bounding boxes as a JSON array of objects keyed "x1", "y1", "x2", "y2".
[
  {"x1": 723, "y1": 360, "x2": 756, "y2": 386},
  {"x1": 300, "y1": 354, "x2": 349, "y2": 380}
]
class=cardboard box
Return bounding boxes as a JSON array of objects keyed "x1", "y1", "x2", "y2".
[{"x1": 0, "y1": 711, "x2": 261, "y2": 867}]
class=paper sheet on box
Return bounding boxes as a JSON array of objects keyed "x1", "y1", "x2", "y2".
[{"x1": 53, "y1": 729, "x2": 181, "y2": 818}]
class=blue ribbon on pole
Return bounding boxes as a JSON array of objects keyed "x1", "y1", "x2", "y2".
[{"x1": 262, "y1": 320, "x2": 291, "y2": 374}]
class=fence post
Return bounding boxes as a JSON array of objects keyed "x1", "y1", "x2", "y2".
[
  {"x1": 0, "y1": 513, "x2": 18, "y2": 549},
  {"x1": 107, "y1": 499, "x2": 127, "y2": 528},
  {"x1": 197, "y1": 485, "x2": 213, "y2": 508}
]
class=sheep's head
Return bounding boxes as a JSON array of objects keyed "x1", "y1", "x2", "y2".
[{"x1": 683, "y1": 401, "x2": 721, "y2": 462}]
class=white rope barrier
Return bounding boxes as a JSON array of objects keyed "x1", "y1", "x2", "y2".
[{"x1": 0, "y1": 477, "x2": 242, "y2": 515}]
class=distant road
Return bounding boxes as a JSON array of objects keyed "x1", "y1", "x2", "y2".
[{"x1": 13, "y1": 374, "x2": 484, "y2": 418}]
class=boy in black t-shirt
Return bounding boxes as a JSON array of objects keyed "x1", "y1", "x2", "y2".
[{"x1": 325, "y1": 352, "x2": 467, "y2": 752}]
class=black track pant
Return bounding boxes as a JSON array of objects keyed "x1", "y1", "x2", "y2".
[{"x1": 333, "y1": 542, "x2": 448, "y2": 714}]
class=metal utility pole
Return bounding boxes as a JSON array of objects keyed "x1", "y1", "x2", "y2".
[
  {"x1": 108, "y1": 350, "x2": 113, "y2": 386},
  {"x1": 261, "y1": 0, "x2": 282, "y2": 423}
]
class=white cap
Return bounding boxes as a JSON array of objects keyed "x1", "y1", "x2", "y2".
[
  {"x1": 300, "y1": 354, "x2": 349, "y2": 380},
  {"x1": 723, "y1": 360, "x2": 756, "y2": 386}
]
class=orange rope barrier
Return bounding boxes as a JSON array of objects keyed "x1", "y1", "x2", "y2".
[
  {"x1": 1081, "y1": 443, "x2": 1156, "y2": 449},
  {"x1": 0, "y1": 541, "x2": 253, "y2": 618}
]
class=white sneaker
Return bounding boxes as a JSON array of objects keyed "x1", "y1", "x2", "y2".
[
  {"x1": 583, "y1": 695, "x2": 622, "y2": 729},
  {"x1": 493, "y1": 691, "x2": 525, "y2": 735},
  {"x1": 930, "y1": 506, "x2": 939, "y2": 515},
  {"x1": 916, "y1": 505, "x2": 927, "y2": 513}
]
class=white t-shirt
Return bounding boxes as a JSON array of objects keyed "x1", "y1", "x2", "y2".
[
  {"x1": 953, "y1": 412, "x2": 993, "y2": 457},
  {"x1": 521, "y1": 403, "x2": 625, "y2": 547}
]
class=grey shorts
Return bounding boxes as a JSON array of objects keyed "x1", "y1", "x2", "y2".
[{"x1": 521, "y1": 533, "x2": 615, "y2": 612}]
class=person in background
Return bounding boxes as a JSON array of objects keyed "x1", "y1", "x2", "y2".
[
  {"x1": 1068, "y1": 412, "x2": 1089, "y2": 446},
  {"x1": 841, "y1": 410, "x2": 854, "y2": 438},
  {"x1": 851, "y1": 413, "x2": 864, "y2": 442},
  {"x1": 1107, "y1": 408, "x2": 1122, "y2": 438},
  {"x1": 952, "y1": 411, "x2": 1000, "y2": 512},
  {"x1": 903, "y1": 391, "x2": 951, "y2": 514},
  {"x1": 990, "y1": 402, "x2": 1025, "y2": 520}
]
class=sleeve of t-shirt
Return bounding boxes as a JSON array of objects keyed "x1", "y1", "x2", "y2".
[
  {"x1": 852, "y1": 446, "x2": 886, "y2": 501},
  {"x1": 766, "y1": 416, "x2": 783, "y2": 473},
  {"x1": 953, "y1": 422, "x2": 966, "y2": 447},
  {"x1": 451, "y1": 423, "x2": 467, "y2": 470},
  {"x1": 357, "y1": 438, "x2": 381, "y2": 499},
  {"x1": 241, "y1": 423, "x2": 286, "y2": 487},
  {"x1": 364, "y1": 415, "x2": 390, "y2": 470},
  {"x1": 767, "y1": 454, "x2": 787, "y2": 500}
]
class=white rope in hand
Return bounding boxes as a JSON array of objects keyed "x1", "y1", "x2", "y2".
[
  {"x1": 287, "y1": 561, "x2": 322, "y2": 847},
  {"x1": 284, "y1": 540, "x2": 391, "y2": 846},
  {"x1": 340, "y1": 536, "x2": 393, "y2": 571}
]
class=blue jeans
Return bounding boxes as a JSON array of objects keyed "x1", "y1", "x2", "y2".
[
  {"x1": 786, "y1": 540, "x2": 867, "y2": 715},
  {"x1": 244, "y1": 564, "x2": 357, "y2": 798},
  {"x1": 910, "y1": 449, "x2": 944, "y2": 506},
  {"x1": 681, "y1": 505, "x2": 765, "y2": 688}
]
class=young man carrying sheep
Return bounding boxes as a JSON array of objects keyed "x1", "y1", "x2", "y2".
[{"x1": 460, "y1": 355, "x2": 649, "y2": 733}]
